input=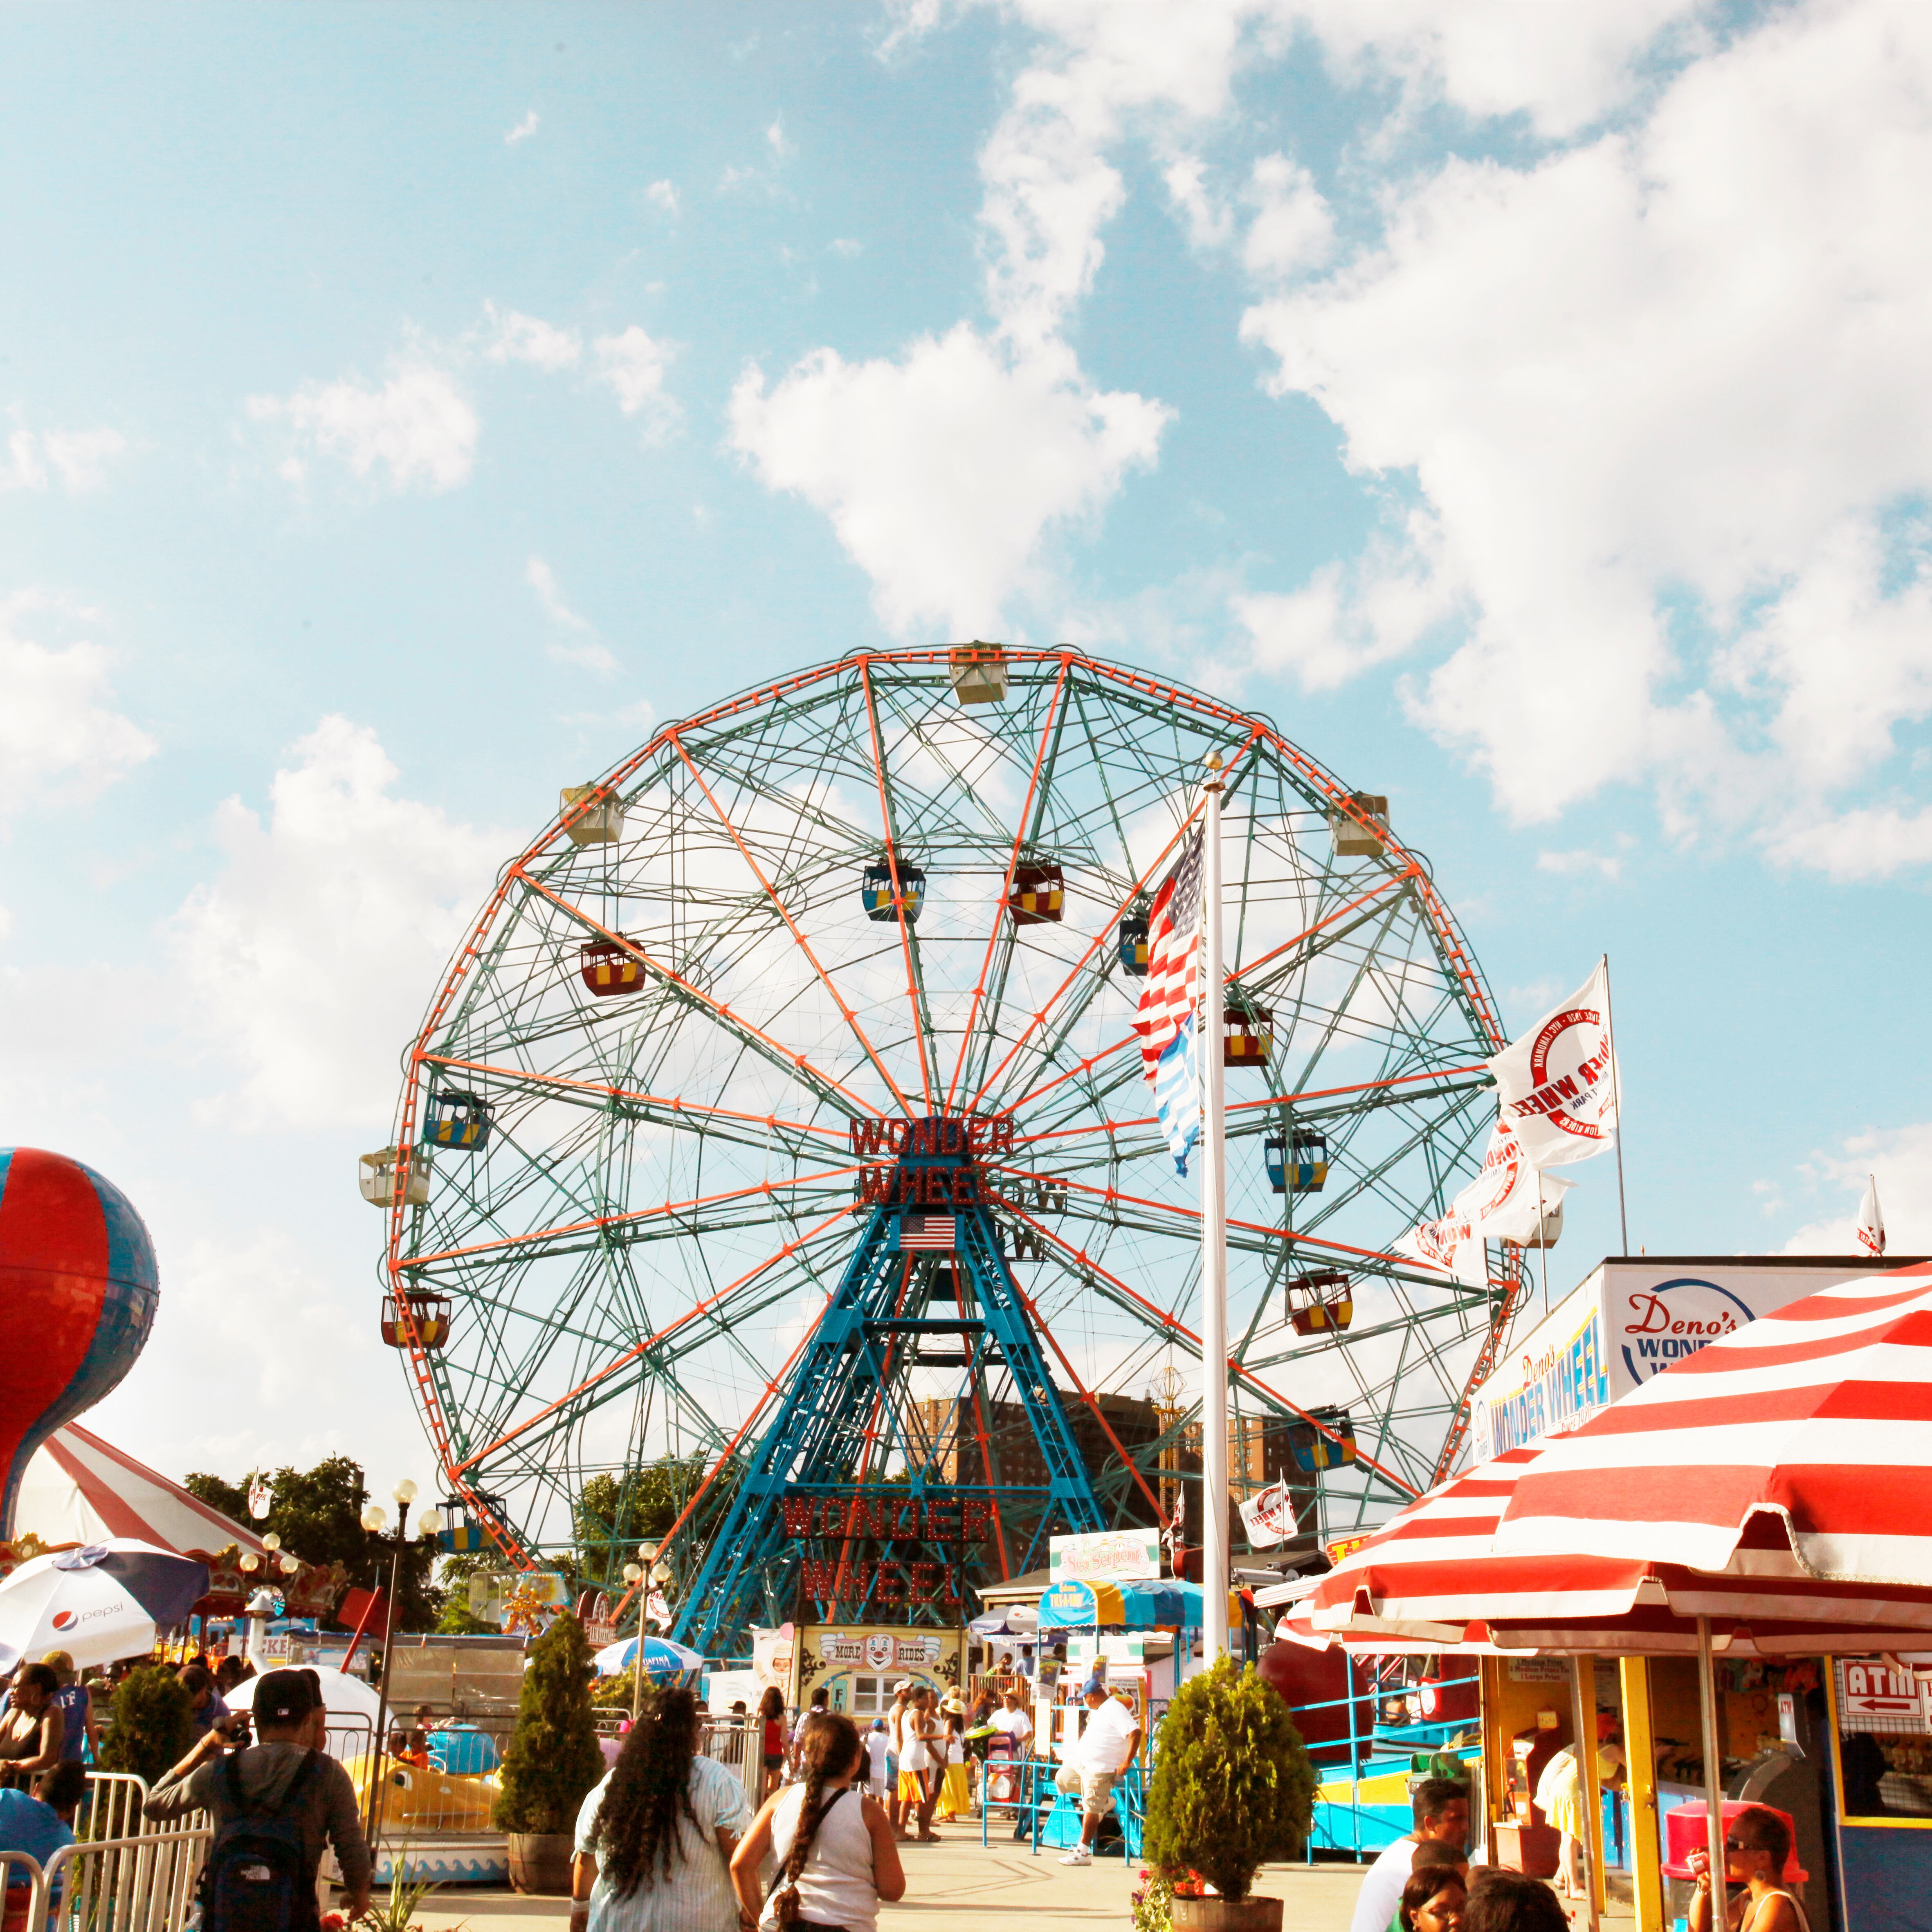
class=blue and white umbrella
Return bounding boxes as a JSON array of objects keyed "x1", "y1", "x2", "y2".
[
  {"x1": 0, "y1": 1538, "x2": 209, "y2": 1672},
  {"x1": 593, "y1": 1633, "x2": 705, "y2": 1679}
]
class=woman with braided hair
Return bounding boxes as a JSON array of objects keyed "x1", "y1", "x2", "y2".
[
  {"x1": 570, "y1": 1685, "x2": 753, "y2": 1932},
  {"x1": 730, "y1": 1712, "x2": 905, "y2": 1932}
]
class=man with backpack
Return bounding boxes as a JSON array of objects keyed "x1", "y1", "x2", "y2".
[{"x1": 143, "y1": 1668, "x2": 370, "y2": 1930}]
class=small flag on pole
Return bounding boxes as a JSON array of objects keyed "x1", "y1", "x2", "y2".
[
  {"x1": 1487, "y1": 960, "x2": 1620, "y2": 1169},
  {"x1": 1857, "y1": 1175, "x2": 1886, "y2": 1259},
  {"x1": 897, "y1": 1214, "x2": 956, "y2": 1251},
  {"x1": 1134, "y1": 828, "x2": 1205, "y2": 1174}
]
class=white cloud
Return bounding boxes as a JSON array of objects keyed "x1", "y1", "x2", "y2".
[
  {"x1": 731, "y1": 328, "x2": 1166, "y2": 635},
  {"x1": 1242, "y1": 153, "x2": 1333, "y2": 280},
  {"x1": 2, "y1": 423, "x2": 128, "y2": 494},
  {"x1": 767, "y1": 116, "x2": 795, "y2": 161},
  {"x1": 647, "y1": 179, "x2": 679, "y2": 217},
  {"x1": 168, "y1": 716, "x2": 505, "y2": 1128},
  {"x1": 1233, "y1": 510, "x2": 1456, "y2": 690},
  {"x1": 526, "y1": 556, "x2": 618, "y2": 673},
  {"x1": 830, "y1": 238, "x2": 863, "y2": 259},
  {"x1": 506, "y1": 109, "x2": 539, "y2": 145},
  {"x1": 249, "y1": 359, "x2": 477, "y2": 494},
  {"x1": 481, "y1": 302, "x2": 582, "y2": 371},
  {"x1": 1536, "y1": 848, "x2": 1622, "y2": 882},
  {"x1": 1236, "y1": 1, "x2": 1932, "y2": 865},
  {"x1": 593, "y1": 326, "x2": 681, "y2": 440},
  {"x1": 0, "y1": 594, "x2": 156, "y2": 819},
  {"x1": 1781, "y1": 1122, "x2": 1932, "y2": 1258}
]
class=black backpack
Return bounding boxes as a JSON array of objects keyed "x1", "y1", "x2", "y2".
[{"x1": 200, "y1": 1749, "x2": 324, "y2": 1932}]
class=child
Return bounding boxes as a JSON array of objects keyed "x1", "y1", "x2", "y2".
[{"x1": 865, "y1": 1717, "x2": 892, "y2": 1799}]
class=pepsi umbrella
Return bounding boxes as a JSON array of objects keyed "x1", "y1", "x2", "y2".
[
  {"x1": 0, "y1": 1537, "x2": 209, "y2": 1671},
  {"x1": 592, "y1": 1633, "x2": 705, "y2": 1679}
]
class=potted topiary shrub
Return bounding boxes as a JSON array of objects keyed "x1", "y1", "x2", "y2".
[
  {"x1": 98, "y1": 1664, "x2": 195, "y2": 1789},
  {"x1": 493, "y1": 1613, "x2": 607, "y2": 1894},
  {"x1": 1142, "y1": 1657, "x2": 1317, "y2": 1932}
]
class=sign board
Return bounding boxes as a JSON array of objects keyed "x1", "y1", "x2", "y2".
[
  {"x1": 752, "y1": 1624, "x2": 794, "y2": 1694},
  {"x1": 1050, "y1": 1530, "x2": 1160, "y2": 1583},
  {"x1": 790, "y1": 1622, "x2": 962, "y2": 1712},
  {"x1": 1471, "y1": 1259, "x2": 1889, "y2": 1460},
  {"x1": 1507, "y1": 1658, "x2": 1571, "y2": 1684},
  {"x1": 467, "y1": 1569, "x2": 569, "y2": 1631}
]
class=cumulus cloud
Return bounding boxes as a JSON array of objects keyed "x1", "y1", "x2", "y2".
[
  {"x1": 732, "y1": 328, "x2": 1167, "y2": 635},
  {"x1": 647, "y1": 179, "x2": 679, "y2": 217},
  {"x1": 593, "y1": 326, "x2": 681, "y2": 440},
  {"x1": 0, "y1": 594, "x2": 156, "y2": 820},
  {"x1": 482, "y1": 302, "x2": 582, "y2": 371},
  {"x1": 249, "y1": 359, "x2": 477, "y2": 493},
  {"x1": 168, "y1": 716, "x2": 504, "y2": 1127},
  {"x1": 1781, "y1": 1121, "x2": 1932, "y2": 1258},
  {"x1": 3, "y1": 423, "x2": 129, "y2": 494},
  {"x1": 526, "y1": 556, "x2": 617, "y2": 673},
  {"x1": 1235, "y1": 2, "x2": 1932, "y2": 867},
  {"x1": 506, "y1": 109, "x2": 539, "y2": 145}
]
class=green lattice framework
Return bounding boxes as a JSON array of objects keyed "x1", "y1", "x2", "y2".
[{"x1": 378, "y1": 648, "x2": 1521, "y2": 1602}]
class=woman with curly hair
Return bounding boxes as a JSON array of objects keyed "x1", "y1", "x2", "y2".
[
  {"x1": 731, "y1": 1712, "x2": 905, "y2": 1932},
  {"x1": 570, "y1": 1685, "x2": 753, "y2": 1932}
]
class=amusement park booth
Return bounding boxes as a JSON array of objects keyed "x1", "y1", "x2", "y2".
[{"x1": 790, "y1": 1623, "x2": 966, "y2": 1718}]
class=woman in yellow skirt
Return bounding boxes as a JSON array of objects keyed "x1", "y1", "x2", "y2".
[{"x1": 935, "y1": 1702, "x2": 973, "y2": 1822}]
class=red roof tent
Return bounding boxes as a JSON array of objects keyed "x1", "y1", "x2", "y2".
[{"x1": 29, "y1": 1422, "x2": 272, "y2": 1562}]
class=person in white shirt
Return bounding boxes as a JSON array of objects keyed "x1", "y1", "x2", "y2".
[
  {"x1": 1055, "y1": 1680, "x2": 1141, "y2": 1867},
  {"x1": 993, "y1": 1691, "x2": 1033, "y2": 1749},
  {"x1": 885, "y1": 1683, "x2": 914, "y2": 1840},
  {"x1": 1349, "y1": 1780, "x2": 1472, "y2": 1932},
  {"x1": 863, "y1": 1720, "x2": 891, "y2": 1799}
]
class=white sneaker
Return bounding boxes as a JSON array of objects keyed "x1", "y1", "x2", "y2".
[{"x1": 1059, "y1": 1846, "x2": 1093, "y2": 1865}]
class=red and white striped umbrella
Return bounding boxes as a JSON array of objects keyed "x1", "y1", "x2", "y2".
[
  {"x1": 1494, "y1": 1263, "x2": 1932, "y2": 1587},
  {"x1": 1305, "y1": 1265, "x2": 1932, "y2": 1651}
]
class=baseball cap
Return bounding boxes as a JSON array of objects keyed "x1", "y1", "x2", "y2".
[
  {"x1": 253, "y1": 1669, "x2": 318, "y2": 1726},
  {"x1": 1082, "y1": 1676, "x2": 1108, "y2": 1698},
  {"x1": 40, "y1": 1650, "x2": 75, "y2": 1678},
  {"x1": 892, "y1": 1678, "x2": 912, "y2": 1692},
  {"x1": 872, "y1": 1718, "x2": 887, "y2": 1731}
]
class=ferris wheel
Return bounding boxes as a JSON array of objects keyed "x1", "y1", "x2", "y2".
[{"x1": 373, "y1": 647, "x2": 1517, "y2": 1644}]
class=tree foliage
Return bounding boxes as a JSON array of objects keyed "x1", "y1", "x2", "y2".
[
  {"x1": 573, "y1": 1453, "x2": 745, "y2": 1582},
  {"x1": 184, "y1": 1454, "x2": 443, "y2": 1630},
  {"x1": 1142, "y1": 1658, "x2": 1316, "y2": 1902},
  {"x1": 493, "y1": 1613, "x2": 606, "y2": 1834},
  {"x1": 99, "y1": 1665, "x2": 195, "y2": 1787}
]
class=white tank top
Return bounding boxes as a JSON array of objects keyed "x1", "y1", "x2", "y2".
[{"x1": 762, "y1": 1784, "x2": 878, "y2": 1932}]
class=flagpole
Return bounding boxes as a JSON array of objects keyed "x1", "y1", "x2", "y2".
[
  {"x1": 1200, "y1": 754, "x2": 1230, "y2": 1665},
  {"x1": 1600, "y1": 952, "x2": 1631, "y2": 1255}
]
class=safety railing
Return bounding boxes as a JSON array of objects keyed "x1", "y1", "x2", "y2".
[
  {"x1": 355, "y1": 1717, "x2": 508, "y2": 1840},
  {"x1": 78, "y1": 1770, "x2": 151, "y2": 1845},
  {"x1": 4, "y1": 1848, "x2": 49, "y2": 1932},
  {"x1": 701, "y1": 1719, "x2": 762, "y2": 1805},
  {"x1": 37, "y1": 1825, "x2": 212, "y2": 1932}
]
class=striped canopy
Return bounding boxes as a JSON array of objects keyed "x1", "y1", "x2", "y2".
[{"x1": 1306, "y1": 1265, "x2": 1932, "y2": 1654}]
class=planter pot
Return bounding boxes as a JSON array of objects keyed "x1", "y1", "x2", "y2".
[
  {"x1": 1172, "y1": 1897, "x2": 1283, "y2": 1932},
  {"x1": 505, "y1": 1831, "x2": 576, "y2": 1895}
]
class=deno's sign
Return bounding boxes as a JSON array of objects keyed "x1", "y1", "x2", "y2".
[{"x1": 1471, "y1": 1259, "x2": 1883, "y2": 1459}]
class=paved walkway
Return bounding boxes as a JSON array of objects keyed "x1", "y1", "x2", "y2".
[{"x1": 414, "y1": 1839, "x2": 1370, "y2": 1932}]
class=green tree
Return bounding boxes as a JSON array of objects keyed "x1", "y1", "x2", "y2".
[
  {"x1": 184, "y1": 1455, "x2": 445, "y2": 1630},
  {"x1": 1142, "y1": 1658, "x2": 1317, "y2": 1903},
  {"x1": 99, "y1": 1665, "x2": 195, "y2": 1787},
  {"x1": 493, "y1": 1613, "x2": 606, "y2": 1835},
  {"x1": 573, "y1": 1453, "x2": 745, "y2": 1582}
]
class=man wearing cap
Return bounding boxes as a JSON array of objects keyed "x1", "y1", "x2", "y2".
[
  {"x1": 144, "y1": 1667, "x2": 371, "y2": 1923},
  {"x1": 1054, "y1": 1679, "x2": 1141, "y2": 1867}
]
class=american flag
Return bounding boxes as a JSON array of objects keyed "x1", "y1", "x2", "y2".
[
  {"x1": 897, "y1": 1213, "x2": 956, "y2": 1251},
  {"x1": 1133, "y1": 829, "x2": 1204, "y2": 1173}
]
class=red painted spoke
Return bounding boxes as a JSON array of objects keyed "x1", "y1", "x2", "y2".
[
  {"x1": 451, "y1": 1203, "x2": 854, "y2": 1476},
  {"x1": 944, "y1": 655, "x2": 1070, "y2": 1113},
  {"x1": 858, "y1": 657, "x2": 936, "y2": 1111},
  {"x1": 1227, "y1": 867, "x2": 1412, "y2": 982},
  {"x1": 417, "y1": 1053, "x2": 847, "y2": 1149},
  {"x1": 403, "y1": 1161, "x2": 860, "y2": 1268},
  {"x1": 521, "y1": 873, "x2": 883, "y2": 1118},
  {"x1": 669, "y1": 728, "x2": 915, "y2": 1117},
  {"x1": 1003, "y1": 1202, "x2": 1420, "y2": 1499}
]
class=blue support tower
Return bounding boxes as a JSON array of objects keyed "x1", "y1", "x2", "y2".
[{"x1": 672, "y1": 1116, "x2": 1106, "y2": 1658}]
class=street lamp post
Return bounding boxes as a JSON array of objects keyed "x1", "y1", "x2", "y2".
[{"x1": 358, "y1": 1480, "x2": 442, "y2": 1848}]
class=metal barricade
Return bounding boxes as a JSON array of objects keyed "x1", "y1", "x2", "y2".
[
  {"x1": 79, "y1": 1770, "x2": 150, "y2": 1845},
  {"x1": 3, "y1": 1849, "x2": 48, "y2": 1932},
  {"x1": 41, "y1": 1826, "x2": 212, "y2": 1932},
  {"x1": 701, "y1": 1719, "x2": 762, "y2": 1806}
]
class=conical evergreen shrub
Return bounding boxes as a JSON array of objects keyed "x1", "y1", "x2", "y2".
[
  {"x1": 98, "y1": 1665, "x2": 195, "y2": 1788},
  {"x1": 1142, "y1": 1657, "x2": 1316, "y2": 1902},
  {"x1": 493, "y1": 1614, "x2": 607, "y2": 1834}
]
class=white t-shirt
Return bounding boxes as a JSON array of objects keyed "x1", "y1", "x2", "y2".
[
  {"x1": 1074, "y1": 1697, "x2": 1139, "y2": 1775},
  {"x1": 994, "y1": 1706, "x2": 1033, "y2": 1743},
  {"x1": 1349, "y1": 1836, "x2": 1417, "y2": 1932},
  {"x1": 900, "y1": 1712, "x2": 930, "y2": 1773},
  {"x1": 864, "y1": 1732, "x2": 890, "y2": 1789}
]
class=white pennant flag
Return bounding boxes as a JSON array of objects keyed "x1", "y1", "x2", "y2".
[
  {"x1": 1487, "y1": 961, "x2": 1620, "y2": 1169},
  {"x1": 1857, "y1": 1175, "x2": 1886, "y2": 1259},
  {"x1": 1394, "y1": 1117, "x2": 1574, "y2": 1286}
]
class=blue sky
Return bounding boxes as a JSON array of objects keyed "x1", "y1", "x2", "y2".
[{"x1": 4, "y1": 0, "x2": 1930, "y2": 1506}]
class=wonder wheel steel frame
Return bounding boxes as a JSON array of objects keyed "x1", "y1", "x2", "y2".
[{"x1": 378, "y1": 649, "x2": 1521, "y2": 1629}]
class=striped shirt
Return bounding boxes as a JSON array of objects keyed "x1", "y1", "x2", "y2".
[{"x1": 574, "y1": 1755, "x2": 753, "y2": 1932}]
